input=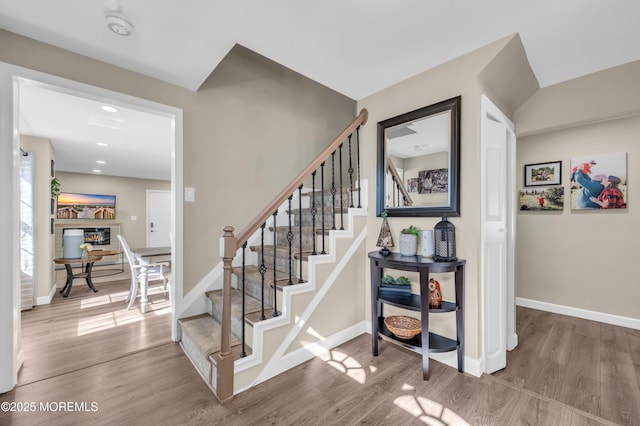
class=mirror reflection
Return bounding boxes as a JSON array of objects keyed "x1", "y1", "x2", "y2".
[{"x1": 376, "y1": 96, "x2": 460, "y2": 217}]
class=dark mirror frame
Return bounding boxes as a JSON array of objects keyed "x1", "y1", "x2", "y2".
[{"x1": 376, "y1": 96, "x2": 461, "y2": 217}]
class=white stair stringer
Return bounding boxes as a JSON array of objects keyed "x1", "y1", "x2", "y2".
[
  {"x1": 232, "y1": 206, "x2": 368, "y2": 395},
  {"x1": 178, "y1": 189, "x2": 311, "y2": 321}
]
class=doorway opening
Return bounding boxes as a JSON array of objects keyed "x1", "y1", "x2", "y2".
[{"x1": 1, "y1": 64, "x2": 183, "y2": 390}]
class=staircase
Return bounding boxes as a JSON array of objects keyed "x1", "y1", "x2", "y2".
[{"x1": 178, "y1": 110, "x2": 369, "y2": 402}]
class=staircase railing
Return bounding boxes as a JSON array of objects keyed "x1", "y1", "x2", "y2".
[
  {"x1": 387, "y1": 157, "x2": 413, "y2": 207},
  {"x1": 215, "y1": 109, "x2": 368, "y2": 402}
]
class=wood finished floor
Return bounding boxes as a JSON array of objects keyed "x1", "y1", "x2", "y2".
[
  {"x1": 18, "y1": 277, "x2": 171, "y2": 386},
  {"x1": 2, "y1": 287, "x2": 638, "y2": 425}
]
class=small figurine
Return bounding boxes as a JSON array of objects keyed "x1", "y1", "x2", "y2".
[{"x1": 428, "y1": 278, "x2": 442, "y2": 308}]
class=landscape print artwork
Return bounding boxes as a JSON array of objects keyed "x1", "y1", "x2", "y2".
[
  {"x1": 520, "y1": 187, "x2": 564, "y2": 211},
  {"x1": 570, "y1": 152, "x2": 627, "y2": 210},
  {"x1": 57, "y1": 192, "x2": 116, "y2": 220}
]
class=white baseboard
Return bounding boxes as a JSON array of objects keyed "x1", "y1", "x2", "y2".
[
  {"x1": 35, "y1": 285, "x2": 56, "y2": 305},
  {"x1": 516, "y1": 297, "x2": 640, "y2": 330}
]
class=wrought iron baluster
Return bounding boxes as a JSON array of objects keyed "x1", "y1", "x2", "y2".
[
  {"x1": 311, "y1": 171, "x2": 317, "y2": 255},
  {"x1": 392, "y1": 176, "x2": 397, "y2": 206},
  {"x1": 298, "y1": 185, "x2": 303, "y2": 283},
  {"x1": 356, "y1": 126, "x2": 362, "y2": 208},
  {"x1": 348, "y1": 134, "x2": 354, "y2": 208},
  {"x1": 240, "y1": 242, "x2": 247, "y2": 357},
  {"x1": 259, "y1": 223, "x2": 266, "y2": 321},
  {"x1": 272, "y1": 210, "x2": 279, "y2": 317},
  {"x1": 331, "y1": 151, "x2": 336, "y2": 230},
  {"x1": 287, "y1": 195, "x2": 293, "y2": 285},
  {"x1": 339, "y1": 143, "x2": 344, "y2": 230},
  {"x1": 320, "y1": 162, "x2": 326, "y2": 254}
]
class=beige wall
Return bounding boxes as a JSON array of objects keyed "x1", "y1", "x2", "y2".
[
  {"x1": 514, "y1": 61, "x2": 640, "y2": 320},
  {"x1": 1, "y1": 31, "x2": 356, "y2": 296},
  {"x1": 20, "y1": 135, "x2": 55, "y2": 300},
  {"x1": 357, "y1": 35, "x2": 520, "y2": 360},
  {"x1": 515, "y1": 60, "x2": 640, "y2": 137},
  {"x1": 55, "y1": 172, "x2": 170, "y2": 249}
]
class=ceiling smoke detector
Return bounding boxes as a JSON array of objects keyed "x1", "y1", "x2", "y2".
[{"x1": 105, "y1": 13, "x2": 133, "y2": 36}]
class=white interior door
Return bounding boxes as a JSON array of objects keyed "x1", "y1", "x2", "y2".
[
  {"x1": 481, "y1": 95, "x2": 516, "y2": 374},
  {"x1": 147, "y1": 190, "x2": 171, "y2": 247}
]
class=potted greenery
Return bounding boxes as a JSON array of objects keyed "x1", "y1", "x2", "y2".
[
  {"x1": 399, "y1": 225, "x2": 420, "y2": 256},
  {"x1": 379, "y1": 275, "x2": 411, "y2": 297},
  {"x1": 51, "y1": 177, "x2": 61, "y2": 198}
]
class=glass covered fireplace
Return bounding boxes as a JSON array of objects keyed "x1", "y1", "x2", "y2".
[{"x1": 83, "y1": 227, "x2": 111, "y2": 246}]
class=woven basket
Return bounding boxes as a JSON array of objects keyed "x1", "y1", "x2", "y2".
[{"x1": 384, "y1": 315, "x2": 421, "y2": 339}]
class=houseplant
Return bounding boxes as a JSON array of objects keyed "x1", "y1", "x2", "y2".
[
  {"x1": 379, "y1": 275, "x2": 411, "y2": 297},
  {"x1": 51, "y1": 177, "x2": 61, "y2": 198},
  {"x1": 399, "y1": 225, "x2": 420, "y2": 256}
]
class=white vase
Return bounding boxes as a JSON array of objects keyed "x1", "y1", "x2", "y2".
[
  {"x1": 399, "y1": 233, "x2": 418, "y2": 256},
  {"x1": 421, "y1": 230, "x2": 434, "y2": 258}
]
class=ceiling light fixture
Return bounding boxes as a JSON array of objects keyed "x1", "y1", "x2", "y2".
[
  {"x1": 97, "y1": 142, "x2": 109, "y2": 147},
  {"x1": 105, "y1": 12, "x2": 133, "y2": 36},
  {"x1": 101, "y1": 105, "x2": 118, "y2": 113},
  {"x1": 96, "y1": 160, "x2": 106, "y2": 164},
  {"x1": 92, "y1": 169, "x2": 102, "y2": 173}
]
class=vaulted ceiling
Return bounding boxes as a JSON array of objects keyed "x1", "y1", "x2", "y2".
[{"x1": 3, "y1": 0, "x2": 639, "y2": 179}]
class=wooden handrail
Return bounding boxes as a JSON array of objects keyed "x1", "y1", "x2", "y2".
[
  {"x1": 216, "y1": 108, "x2": 368, "y2": 402},
  {"x1": 235, "y1": 108, "x2": 368, "y2": 246},
  {"x1": 387, "y1": 158, "x2": 413, "y2": 206}
]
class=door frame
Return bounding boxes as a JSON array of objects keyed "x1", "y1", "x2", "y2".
[
  {"x1": 0, "y1": 62, "x2": 184, "y2": 392},
  {"x1": 480, "y1": 95, "x2": 517, "y2": 373}
]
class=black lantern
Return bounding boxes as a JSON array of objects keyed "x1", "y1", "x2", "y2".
[{"x1": 434, "y1": 217, "x2": 457, "y2": 261}]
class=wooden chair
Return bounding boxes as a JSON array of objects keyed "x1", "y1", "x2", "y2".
[{"x1": 117, "y1": 234, "x2": 170, "y2": 310}]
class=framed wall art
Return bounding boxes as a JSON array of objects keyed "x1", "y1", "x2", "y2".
[
  {"x1": 570, "y1": 152, "x2": 627, "y2": 210},
  {"x1": 418, "y1": 168, "x2": 448, "y2": 193},
  {"x1": 519, "y1": 187, "x2": 564, "y2": 211},
  {"x1": 524, "y1": 161, "x2": 562, "y2": 187}
]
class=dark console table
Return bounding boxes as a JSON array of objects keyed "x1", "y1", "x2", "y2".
[{"x1": 369, "y1": 251, "x2": 465, "y2": 380}]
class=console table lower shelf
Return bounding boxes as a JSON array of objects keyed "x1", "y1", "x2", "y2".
[
  {"x1": 369, "y1": 251, "x2": 465, "y2": 380},
  {"x1": 377, "y1": 317, "x2": 458, "y2": 355}
]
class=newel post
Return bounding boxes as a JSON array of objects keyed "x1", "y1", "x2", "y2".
[{"x1": 214, "y1": 225, "x2": 237, "y2": 403}]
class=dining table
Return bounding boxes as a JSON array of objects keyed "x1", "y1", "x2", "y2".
[{"x1": 131, "y1": 246, "x2": 171, "y2": 313}]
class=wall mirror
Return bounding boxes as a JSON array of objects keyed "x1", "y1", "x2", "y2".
[{"x1": 376, "y1": 96, "x2": 461, "y2": 217}]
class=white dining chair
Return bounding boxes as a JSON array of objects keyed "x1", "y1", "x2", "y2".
[{"x1": 117, "y1": 234, "x2": 170, "y2": 310}]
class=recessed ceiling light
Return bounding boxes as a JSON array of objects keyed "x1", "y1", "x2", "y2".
[
  {"x1": 97, "y1": 142, "x2": 108, "y2": 147},
  {"x1": 96, "y1": 160, "x2": 106, "y2": 164},
  {"x1": 92, "y1": 169, "x2": 102, "y2": 173},
  {"x1": 101, "y1": 105, "x2": 118, "y2": 113}
]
